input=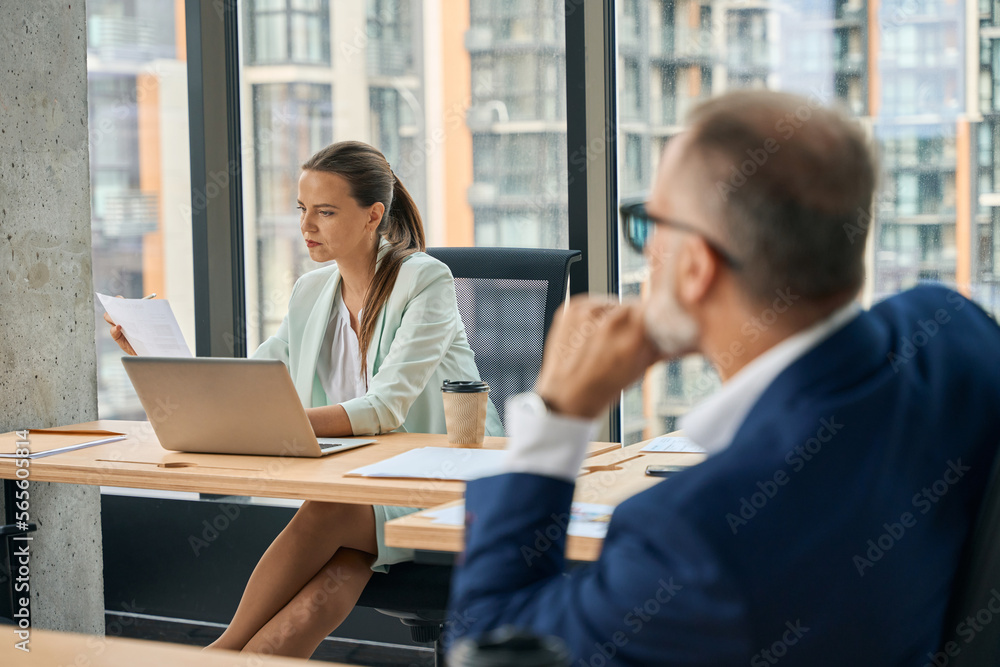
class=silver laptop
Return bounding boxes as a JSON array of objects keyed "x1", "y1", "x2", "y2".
[{"x1": 121, "y1": 357, "x2": 376, "y2": 457}]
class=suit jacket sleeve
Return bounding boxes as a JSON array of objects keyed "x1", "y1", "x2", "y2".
[
  {"x1": 448, "y1": 472, "x2": 753, "y2": 665},
  {"x1": 340, "y1": 260, "x2": 460, "y2": 434},
  {"x1": 251, "y1": 316, "x2": 290, "y2": 366}
]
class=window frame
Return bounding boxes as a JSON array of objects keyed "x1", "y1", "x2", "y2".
[{"x1": 186, "y1": 0, "x2": 248, "y2": 358}]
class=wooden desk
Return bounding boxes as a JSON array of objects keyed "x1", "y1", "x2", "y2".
[
  {"x1": 384, "y1": 444, "x2": 706, "y2": 561},
  {"x1": 0, "y1": 421, "x2": 617, "y2": 628},
  {"x1": 0, "y1": 421, "x2": 619, "y2": 508},
  {"x1": 1, "y1": 628, "x2": 345, "y2": 666}
]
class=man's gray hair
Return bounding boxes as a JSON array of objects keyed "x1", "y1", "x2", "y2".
[{"x1": 685, "y1": 90, "x2": 876, "y2": 304}]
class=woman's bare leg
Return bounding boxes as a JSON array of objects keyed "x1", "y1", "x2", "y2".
[
  {"x1": 208, "y1": 501, "x2": 378, "y2": 651},
  {"x1": 241, "y1": 547, "x2": 376, "y2": 658}
]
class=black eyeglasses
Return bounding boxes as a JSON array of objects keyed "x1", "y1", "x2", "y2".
[{"x1": 619, "y1": 198, "x2": 743, "y2": 270}]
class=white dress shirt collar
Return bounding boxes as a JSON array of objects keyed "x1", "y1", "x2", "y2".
[{"x1": 681, "y1": 301, "x2": 861, "y2": 455}]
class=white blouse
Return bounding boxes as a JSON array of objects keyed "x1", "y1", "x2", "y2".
[{"x1": 315, "y1": 289, "x2": 368, "y2": 405}]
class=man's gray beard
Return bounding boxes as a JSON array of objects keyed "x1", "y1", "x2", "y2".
[{"x1": 643, "y1": 281, "x2": 700, "y2": 358}]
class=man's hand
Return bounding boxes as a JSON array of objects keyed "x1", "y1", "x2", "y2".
[{"x1": 534, "y1": 297, "x2": 667, "y2": 419}]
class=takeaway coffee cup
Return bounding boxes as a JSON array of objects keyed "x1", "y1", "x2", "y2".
[
  {"x1": 448, "y1": 627, "x2": 570, "y2": 666},
  {"x1": 441, "y1": 379, "x2": 490, "y2": 445}
]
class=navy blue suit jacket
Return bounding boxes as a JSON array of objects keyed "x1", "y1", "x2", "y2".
[{"x1": 448, "y1": 286, "x2": 1000, "y2": 666}]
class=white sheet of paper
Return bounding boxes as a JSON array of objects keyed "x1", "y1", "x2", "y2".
[
  {"x1": 641, "y1": 436, "x2": 706, "y2": 453},
  {"x1": 347, "y1": 447, "x2": 506, "y2": 481},
  {"x1": 423, "y1": 501, "x2": 614, "y2": 539},
  {"x1": 97, "y1": 293, "x2": 192, "y2": 357},
  {"x1": 0, "y1": 435, "x2": 127, "y2": 459},
  {"x1": 568, "y1": 502, "x2": 615, "y2": 538},
  {"x1": 425, "y1": 504, "x2": 466, "y2": 525}
]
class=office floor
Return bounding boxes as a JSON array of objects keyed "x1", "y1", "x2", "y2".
[{"x1": 108, "y1": 614, "x2": 435, "y2": 666}]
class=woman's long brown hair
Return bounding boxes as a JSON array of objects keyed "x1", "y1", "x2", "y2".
[{"x1": 301, "y1": 141, "x2": 426, "y2": 382}]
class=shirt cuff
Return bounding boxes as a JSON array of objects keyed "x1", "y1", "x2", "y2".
[
  {"x1": 503, "y1": 397, "x2": 600, "y2": 482},
  {"x1": 340, "y1": 396, "x2": 379, "y2": 435}
]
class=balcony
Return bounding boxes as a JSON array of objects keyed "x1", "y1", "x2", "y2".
[
  {"x1": 464, "y1": 27, "x2": 493, "y2": 52},
  {"x1": 466, "y1": 101, "x2": 510, "y2": 132},
  {"x1": 467, "y1": 182, "x2": 498, "y2": 206},
  {"x1": 727, "y1": 49, "x2": 770, "y2": 72},
  {"x1": 835, "y1": 51, "x2": 866, "y2": 72},
  {"x1": 652, "y1": 98, "x2": 679, "y2": 127},
  {"x1": 618, "y1": 15, "x2": 643, "y2": 52},
  {"x1": 836, "y1": 3, "x2": 866, "y2": 24},
  {"x1": 88, "y1": 16, "x2": 173, "y2": 62},
  {"x1": 97, "y1": 192, "x2": 159, "y2": 238},
  {"x1": 366, "y1": 41, "x2": 412, "y2": 77},
  {"x1": 652, "y1": 28, "x2": 714, "y2": 63},
  {"x1": 466, "y1": 23, "x2": 560, "y2": 52},
  {"x1": 466, "y1": 183, "x2": 566, "y2": 209}
]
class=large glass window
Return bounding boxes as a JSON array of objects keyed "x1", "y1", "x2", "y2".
[
  {"x1": 239, "y1": 0, "x2": 570, "y2": 351},
  {"x1": 616, "y1": 0, "x2": 1000, "y2": 444},
  {"x1": 87, "y1": 0, "x2": 194, "y2": 419},
  {"x1": 250, "y1": 82, "x2": 334, "y2": 338}
]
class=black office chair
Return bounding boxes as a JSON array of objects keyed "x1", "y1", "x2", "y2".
[
  {"x1": 355, "y1": 247, "x2": 582, "y2": 666},
  {"x1": 938, "y1": 445, "x2": 1000, "y2": 665},
  {"x1": 426, "y1": 247, "x2": 582, "y2": 425}
]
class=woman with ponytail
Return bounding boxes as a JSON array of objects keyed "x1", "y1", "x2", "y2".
[{"x1": 105, "y1": 140, "x2": 502, "y2": 657}]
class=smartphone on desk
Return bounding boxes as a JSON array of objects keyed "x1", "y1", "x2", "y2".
[{"x1": 645, "y1": 464, "x2": 686, "y2": 478}]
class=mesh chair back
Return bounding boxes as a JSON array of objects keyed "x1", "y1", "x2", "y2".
[
  {"x1": 939, "y1": 446, "x2": 1000, "y2": 664},
  {"x1": 425, "y1": 247, "x2": 581, "y2": 427},
  {"x1": 357, "y1": 249, "x2": 579, "y2": 651}
]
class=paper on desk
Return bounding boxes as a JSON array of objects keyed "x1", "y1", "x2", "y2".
[
  {"x1": 346, "y1": 447, "x2": 506, "y2": 481},
  {"x1": 641, "y1": 436, "x2": 706, "y2": 453},
  {"x1": 0, "y1": 429, "x2": 127, "y2": 459},
  {"x1": 424, "y1": 504, "x2": 466, "y2": 525},
  {"x1": 424, "y1": 501, "x2": 614, "y2": 539},
  {"x1": 97, "y1": 293, "x2": 192, "y2": 357},
  {"x1": 569, "y1": 502, "x2": 615, "y2": 538}
]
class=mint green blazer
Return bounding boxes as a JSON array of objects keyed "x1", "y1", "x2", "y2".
[{"x1": 252, "y1": 248, "x2": 503, "y2": 437}]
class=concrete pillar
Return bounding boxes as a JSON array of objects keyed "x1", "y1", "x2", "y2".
[{"x1": 0, "y1": 0, "x2": 104, "y2": 634}]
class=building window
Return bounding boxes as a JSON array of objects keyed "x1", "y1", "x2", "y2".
[
  {"x1": 253, "y1": 83, "x2": 333, "y2": 225},
  {"x1": 246, "y1": 0, "x2": 330, "y2": 66},
  {"x1": 622, "y1": 58, "x2": 643, "y2": 121},
  {"x1": 250, "y1": 82, "x2": 333, "y2": 339}
]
